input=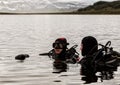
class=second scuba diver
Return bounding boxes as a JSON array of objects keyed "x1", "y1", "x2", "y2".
[{"x1": 46, "y1": 38, "x2": 80, "y2": 73}]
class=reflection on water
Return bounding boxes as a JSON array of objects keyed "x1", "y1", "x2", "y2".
[{"x1": 0, "y1": 15, "x2": 120, "y2": 85}]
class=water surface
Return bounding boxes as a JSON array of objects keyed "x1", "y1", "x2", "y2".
[{"x1": 0, "y1": 15, "x2": 120, "y2": 85}]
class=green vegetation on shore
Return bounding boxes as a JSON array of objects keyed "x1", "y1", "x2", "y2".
[{"x1": 76, "y1": 0, "x2": 120, "y2": 14}]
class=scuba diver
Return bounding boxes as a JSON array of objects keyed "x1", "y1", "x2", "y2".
[
  {"x1": 51, "y1": 38, "x2": 69, "y2": 73},
  {"x1": 80, "y1": 36, "x2": 120, "y2": 84},
  {"x1": 40, "y1": 38, "x2": 80, "y2": 73},
  {"x1": 80, "y1": 36, "x2": 98, "y2": 84}
]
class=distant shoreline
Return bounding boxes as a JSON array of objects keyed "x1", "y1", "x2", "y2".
[{"x1": 0, "y1": 11, "x2": 120, "y2": 15}]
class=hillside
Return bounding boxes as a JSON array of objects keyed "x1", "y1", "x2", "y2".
[{"x1": 76, "y1": 1, "x2": 120, "y2": 14}]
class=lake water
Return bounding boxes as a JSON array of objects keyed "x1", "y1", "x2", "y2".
[{"x1": 0, "y1": 15, "x2": 120, "y2": 85}]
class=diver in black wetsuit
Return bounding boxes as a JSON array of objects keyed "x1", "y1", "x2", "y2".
[
  {"x1": 52, "y1": 38, "x2": 69, "y2": 72},
  {"x1": 80, "y1": 36, "x2": 98, "y2": 84},
  {"x1": 79, "y1": 36, "x2": 120, "y2": 84},
  {"x1": 50, "y1": 38, "x2": 80, "y2": 73}
]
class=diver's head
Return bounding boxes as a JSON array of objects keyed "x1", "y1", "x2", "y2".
[
  {"x1": 53, "y1": 38, "x2": 69, "y2": 54},
  {"x1": 81, "y1": 36, "x2": 98, "y2": 56}
]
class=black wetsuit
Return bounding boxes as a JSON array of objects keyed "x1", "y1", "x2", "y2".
[{"x1": 80, "y1": 55, "x2": 98, "y2": 84}]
